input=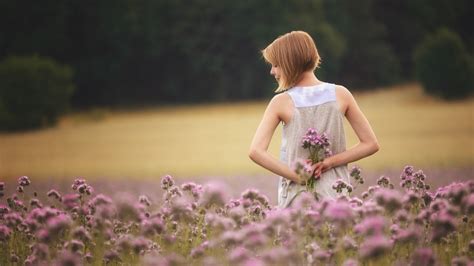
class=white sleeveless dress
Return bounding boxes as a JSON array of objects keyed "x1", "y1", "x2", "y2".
[{"x1": 278, "y1": 82, "x2": 350, "y2": 208}]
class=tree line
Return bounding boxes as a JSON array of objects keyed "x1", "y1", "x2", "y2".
[{"x1": 0, "y1": 0, "x2": 472, "y2": 109}]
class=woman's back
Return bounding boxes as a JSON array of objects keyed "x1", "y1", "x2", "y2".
[
  {"x1": 278, "y1": 82, "x2": 350, "y2": 208},
  {"x1": 249, "y1": 31, "x2": 379, "y2": 210}
]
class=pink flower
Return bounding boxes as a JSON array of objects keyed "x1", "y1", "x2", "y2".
[
  {"x1": 47, "y1": 189, "x2": 62, "y2": 200},
  {"x1": 229, "y1": 247, "x2": 251, "y2": 264},
  {"x1": 323, "y1": 200, "x2": 354, "y2": 226},
  {"x1": 62, "y1": 194, "x2": 80, "y2": 210},
  {"x1": 161, "y1": 175, "x2": 175, "y2": 190},
  {"x1": 359, "y1": 235, "x2": 393, "y2": 259},
  {"x1": 394, "y1": 227, "x2": 420, "y2": 244},
  {"x1": 462, "y1": 194, "x2": 474, "y2": 214},
  {"x1": 355, "y1": 216, "x2": 387, "y2": 236},
  {"x1": 65, "y1": 239, "x2": 85, "y2": 253},
  {"x1": 0, "y1": 224, "x2": 11, "y2": 241},
  {"x1": 374, "y1": 188, "x2": 403, "y2": 213},
  {"x1": 430, "y1": 211, "x2": 456, "y2": 242},
  {"x1": 199, "y1": 182, "x2": 229, "y2": 208},
  {"x1": 141, "y1": 216, "x2": 164, "y2": 235},
  {"x1": 411, "y1": 248, "x2": 436, "y2": 266},
  {"x1": 139, "y1": 195, "x2": 152, "y2": 206},
  {"x1": 46, "y1": 214, "x2": 72, "y2": 236},
  {"x1": 18, "y1": 176, "x2": 31, "y2": 186}
]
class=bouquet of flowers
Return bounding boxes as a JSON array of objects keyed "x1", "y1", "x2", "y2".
[{"x1": 294, "y1": 128, "x2": 331, "y2": 191}]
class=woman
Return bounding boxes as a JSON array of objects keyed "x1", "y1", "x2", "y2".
[{"x1": 249, "y1": 31, "x2": 379, "y2": 208}]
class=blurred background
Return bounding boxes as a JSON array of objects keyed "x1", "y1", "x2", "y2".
[{"x1": 0, "y1": 0, "x2": 472, "y2": 201}]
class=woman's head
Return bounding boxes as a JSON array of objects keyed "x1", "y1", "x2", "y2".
[{"x1": 262, "y1": 31, "x2": 321, "y2": 93}]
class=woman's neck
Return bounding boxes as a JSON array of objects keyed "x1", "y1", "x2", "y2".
[{"x1": 294, "y1": 71, "x2": 322, "y2": 87}]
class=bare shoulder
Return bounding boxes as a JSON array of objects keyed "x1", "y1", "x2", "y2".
[
  {"x1": 268, "y1": 92, "x2": 293, "y2": 124},
  {"x1": 334, "y1": 85, "x2": 353, "y2": 100},
  {"x1": 269, "y1": 92, "x2": 292, "y2": 105},
  {"x1": 334, "y1": 85, "x2": 355, "y2": 115}
]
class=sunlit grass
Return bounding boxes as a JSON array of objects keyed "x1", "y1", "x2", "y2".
[{"x1": 0, "y1": 83, "x2": 472, "y2": 179}]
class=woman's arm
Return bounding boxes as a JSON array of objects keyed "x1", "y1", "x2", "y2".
[
  {"x1": 314, "y1": 86, "x2": 380, "y2": 176},
  {"x1": 248, "y1": 94, "x2": 304, "y2": 184}
]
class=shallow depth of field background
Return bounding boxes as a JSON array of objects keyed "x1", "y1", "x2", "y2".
[
  {"x1": 0, "y1": 0, "x2": 473, "y2": 205},
  {"x1": 1, "y1": 83, "x2": 473, "y2": 204}
]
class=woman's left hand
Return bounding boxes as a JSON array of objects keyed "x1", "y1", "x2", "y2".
[{"x1": 312, "y1": 158, "x2": 334, "y2": 178}]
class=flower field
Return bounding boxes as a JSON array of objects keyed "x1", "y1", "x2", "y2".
[{"x1": 1, "y1": 166, "x2": 473, "y2": 265}]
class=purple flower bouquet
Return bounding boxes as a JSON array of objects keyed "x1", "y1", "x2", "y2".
[{"x1": 294, "y1": 128, "x2": 331, "y2": 191}]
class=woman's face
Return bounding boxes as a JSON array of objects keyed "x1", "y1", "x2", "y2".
[{"x1": 270, "y1": 65, "x2": 282, "y2": 83}]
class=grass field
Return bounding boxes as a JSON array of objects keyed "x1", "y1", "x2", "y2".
[{"x1": 0, "y1": 83, "x2": 472, "y2": 180}]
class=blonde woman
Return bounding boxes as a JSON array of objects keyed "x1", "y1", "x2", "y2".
[{"x1": 249, "y1": 31, "x2": 379, "y2": 208}]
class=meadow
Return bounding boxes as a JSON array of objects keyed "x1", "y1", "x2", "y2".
[
  {"x1": 0, "y1": 169, "x2": 473, "y2": 265},
  {"x1": 0, "y1": 83, "x2": 472, "y2": 180},
  {"x1": 0, "y1": 83, "x2": 473, "y2": 265}
]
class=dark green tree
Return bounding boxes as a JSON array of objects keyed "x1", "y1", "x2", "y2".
[
  {"x1": 0, "y1": 56, "x2": 75, "y2": 131},
  {"x1": 414, "y1": 28, "x2": 473, "y2": 100}
]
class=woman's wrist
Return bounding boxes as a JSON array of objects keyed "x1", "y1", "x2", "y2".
[{"x1": 326, "y1": 156, "x2": 337, "y2": 169}]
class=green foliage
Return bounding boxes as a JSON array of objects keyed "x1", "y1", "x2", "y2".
[
  {"x1": 0, "y1": 0, "x2": 471, "y2": 105},
  {"x1": 0, "y1": 56, "x2": 75, "y2": 131},
  {"x1": 324, "y1": 0, "x2": 400, "y2": 88},
  {"x1": 414, "y1": 28, "x2": 474, "y2": 100}
]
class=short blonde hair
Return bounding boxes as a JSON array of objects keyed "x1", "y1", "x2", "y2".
[{"x1": 261, "y1": 31, "x2": 321, "y2": 93}]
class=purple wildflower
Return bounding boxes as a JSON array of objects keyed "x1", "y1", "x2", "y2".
[
  {"x1": 77, "y1": 183, "x2": 93, "y2": 195},
  {"x1": 355, "y1": 216, "x2": 387, "y2": 236},
  {"x1": 0, "y1": 204, "x2": 9, "y2": 215},
  {"x1": 169, "y1": 197, "x2": 193, "y2": 221},
  {"x1": 18, "y1": 176, "x2": 31, "y2": 186},
  {"x1": 241, "y1": 188, "x2": 261, "y2": 201},
  {"x1": 55, "y1": 251, "x2": 82, "y2": 266},
  {"x1": 0, "y1": 182, "x2": 4, "y2": 190},
  {"x1": 117, "y1": 200, "x2": 142, "y2": 222},
  {"x1": 4, "y1": 212, "x2": 22, "y2": 227},
  {"x1": 104, "y1": 249, "x2": 121, "y2": 263},
  {"x1": 72, "y1": 226, "x2": 91, "y2": 242},
  {"x1": 71, "y1": 178, "x2": 86, "y2": 190},
  {"x1": 374, "y1": 188, "x2": 403, "y2": 213},
  {"x1": 190, "y1": 242, "x2": 208, "y2": 258},
  {"x1": 342, "y1": 236, "x2": 358, "y2": 250},
  {"x1": 161, "y1": 175, "x2": 175, "y2": 190},
  {"x1": 199, "y1": 182, "x2": 229, "y2": 208},
  {"x1": 66, "y1": 239, "x2": 85, "y2": 253},
  {"x1": 359, "y1": 235, "x2": 393, "y2": 259},
  {"x1": 132, "y1": 236, "x2": 150, "y2": 254},
  {"x1": 332, "y1": 179, "x2": 353, "y2": 194},
  {"x1": 141, "y1": 216, "x2": 164, "y2": 235},
  {"x1": 62, "y1": 194, "x2": 80, "y2": 210},
  {"x1": 393, "y1": 226, "x2": 421, "y2": 244},
  {"x1": 47, "y1": 189, "x2": 62, "y2": 200},
  {"x1": 430, "y1": 211, "x2": 456, "y2": 242},
  {"x1": 462, "y1": 194, "x2": 474, "y2": 214},
  {"x1": 31, "y1": 243, "x2": 49, "y2": 260},
  {"x1": 401, "y1": 166, "x2": 414, "y2": 179},
  {"x1": 46, "y1": 214, "x2": 72, "y2": 236},
  {"x1": 88, "y1": 194, "x2": 112, "y2": 207},
  {"x1": 411, "y1": 248, "x2": 436, "y2": 266},
  {"x1": 0, "y1": 224, "x2": 11, "y2": 241},
  {"x1": 403, "y1": 190, "x2": 420, "y2": 205},
  {"x1": 323, "y1": 200, "x2": 354, "y2": 226},
  {"x1": 229, "y1": 246, "x2": 251, "y2": 264},
  {"x1": 30, "y1": 198, "x2": 43, "y2": 208},
  {"x1": 139, "y1": 195, "x2": 152, "y2": 206}
]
